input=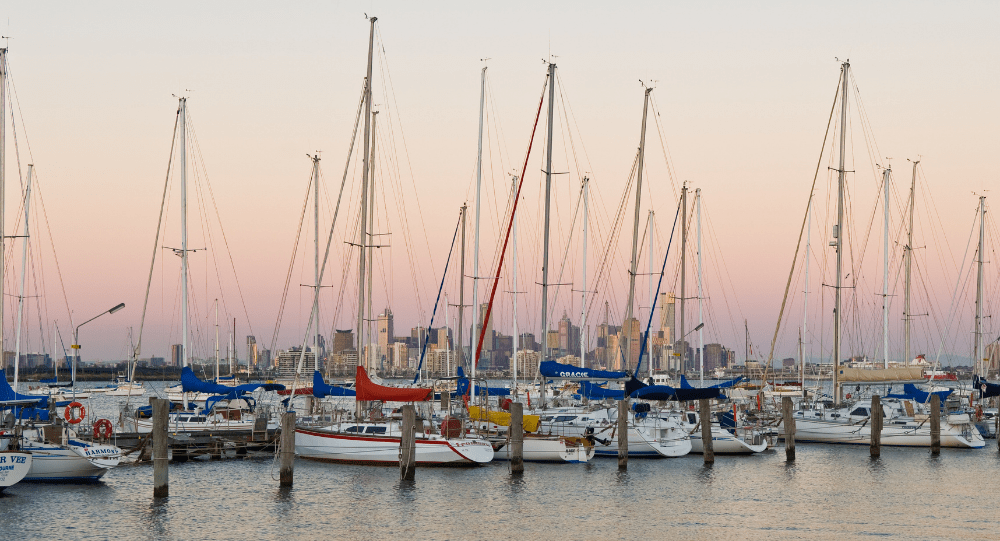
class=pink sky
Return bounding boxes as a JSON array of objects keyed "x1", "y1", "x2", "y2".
[{"x1": 0, "y1": 2, "x2": 995, "y2": 364}]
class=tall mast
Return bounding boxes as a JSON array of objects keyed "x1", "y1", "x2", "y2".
[
  {"x1": 180, "y1": 96, "x2": 189, "y2": 411},
  {"x1": 832, "y1": 61, "x2": 849, "y2": 405},
  {"x1": 882, "y1": 166, "x2": 891, "y2": 368},
  {"x1": 0, "y1": 48, "x2": 6, "y2": 381},
  {"x1": 975, "y1": 196, "x2": 986, "y2": 375},
  {"x1": 471, "y1": 65, "x2": 486, "y2": 383},
  {"x1": 367, "y1": 111, "x2": 378, "y2": 372},
  {"x1": 512, "y1": 178, "x2": 519, "y2": 384},
  {"x1": 648, "y1": 210, "x2": 654, "y2": 373},
  {"x1": 539, "y1": 61, "x2": 556, "y2": 408},
  {"x1": 215, "y1": 299, "x2": 219, "y2": 381},
  {"x1": 312, "y1": 154, "x2": 321, "y2": 360},
  {"x1": 696, "y1": 188, "x2": 705, "y2": 383},
  {"x1": 356, "y1": 16, "x2": 376, "y2": 369},
  {"x1": 904, "y1": 160, "x2": 918, "y2": 365},
  {"x1": 623, "y1": 86, "x2": 652, "y2": 375},
  {"x1": 679, "y1": 183, "x2": 687, "y2": 374},
  {"x1": 231, "y1": 317, "x2": 236, "y2": 376},
  {"x1": 13, "y1": 164, "x2": 32, "y2": 391},
  {"x1": 580, "y1": 177, "x2": 589, "y2": 368},
  {"x1": 457, "y1": 204, "x2": 467, "y2": 370},
  {"x1": 802, "y1": 195, "x2": 811, "y2": 389}
]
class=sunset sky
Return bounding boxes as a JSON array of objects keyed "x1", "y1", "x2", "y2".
[{"x1": 0, "y1": 1, "x2": 995, "y2": 365}]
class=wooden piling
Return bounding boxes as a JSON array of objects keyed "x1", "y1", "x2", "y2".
[
  {"x1": 870, "y1": 395, "x2": 882, "y2": 458},
  {"x1": 279, "y1": 411, "x2": 295, "y2": 487},
  {"x1": 440, "y1": 389, "x2": 450, "y2": 416},
  {"x1": 699, "y1": 399, "x2": 714, "y2": 464},
  {"x1": 151, "y1": 397, "x2": 168, "y2": 498},
  {"x1": 617, "y1": 399, "x2": 628, "y2": 470},
  {"x1": 509, "y1": 401, "x2": 524, "y2": 473},
  {"x1": 304, "y1": 395, "x2": 314, "y2": 416},
  {"x1": 930, "y1": 394, "x2": 941, "y2": 455},
  {"x1": 782, "y1": 396, "x2": 795, "y2": 461},
  {"x1": 400, "y1": 405, "x2": 417, "y2": 480}
]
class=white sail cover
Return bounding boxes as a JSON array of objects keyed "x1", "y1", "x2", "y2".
[{"x1": 838, "y1": 366, "x2": 924, "y2": 382}]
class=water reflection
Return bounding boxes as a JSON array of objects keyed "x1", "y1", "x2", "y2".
[{"x1": 144, "y1": 496, "x2": 170, "y2": 538}]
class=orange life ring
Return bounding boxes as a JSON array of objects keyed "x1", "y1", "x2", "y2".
[
  {"x1": 64, "y1": 402, "x2": 86, "y2": 424},
  {"x1": 845, "y1": 393, "x2": 852, "y2": 400},
  {"x1": 93, "y1": 418, "x2": 113, "y2": 439}
]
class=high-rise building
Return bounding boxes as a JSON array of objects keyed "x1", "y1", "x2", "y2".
[
  {"x1": 276, "y1": 347, "x2": 317, "y2": 378},
  {"x1": 616, "y1": 318, "x2": 642, "y2": 371},
  {"x1": 514, "y1": 350, "x2": 540, "y2": 378},
  {"x1": 377, "y1": 308, "x2": 394, "y2": 370},
  {"x1": 247, "y1": 336, "x2": 259, "y2": 370},
  {"x1": 332, "y1": 330, "x2": 354, "y2": 355},
  {"x1": 171, "y1": 344, "x2": 183, "y2": 367},
  {"x1": 660, "y1": 292, "x2": 675, "y2": 343}
]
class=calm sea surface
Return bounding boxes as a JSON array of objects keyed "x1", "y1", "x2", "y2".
[{"x1": 1, "y1": 381, "x2": 997, "y2": 540}]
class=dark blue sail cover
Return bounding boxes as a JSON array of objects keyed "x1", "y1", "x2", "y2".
[
  {"x1": 576, "y1": 381, "x2": 625, "y2": 400},
  {"x1": 181, "y1": 367, "x2": 285, "y2": 395},
  {"x1": 627, "y1": 375, "x2": 723, "y2": 401},
  {"x1": 312, "y1": 371, "x2": 356, "y2": 398},
  {"x1": 886, "y1": 383, "x2": 952, "y2": 404},
  {"x1": 974, "y1": 376, "x2": 1000, "y2": 399},
  {"x1": 453, "y1": 367, "x2": 510, "y2": 397},
  {"x1": 538, "y1": 361, "x2": 627, "y2": 380},
  {"x1": 679, "y1": 375, "x2": 744, "y2": 389},
  {"x1": 0, "y1": 370, "x2": 47, "y2": 408}
]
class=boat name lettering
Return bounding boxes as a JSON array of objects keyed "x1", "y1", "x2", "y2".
[{"x1": 0, "y1": 455, "x2": 27, "y2": 464}]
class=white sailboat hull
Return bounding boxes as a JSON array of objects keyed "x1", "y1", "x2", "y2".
[
  {"x1": 783, "y1": 414, "x2": 984, "y2": 448},
  {"x1": 295, "y1": 425, "x2": 494, "y2": 466},
  {"x1": 18, "y1": 428, "x2": 121, "y2": 482},
  {"x1": 0, "y1": 451, "x2": 31, "y2": 490},
  {"x1": 493, "y1": 436, "x2": 595, "y2": 463}
]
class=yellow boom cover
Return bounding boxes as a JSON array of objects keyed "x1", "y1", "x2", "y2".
[{"x1": 467, "y1": 406, "x2": 540, "y2": 433}]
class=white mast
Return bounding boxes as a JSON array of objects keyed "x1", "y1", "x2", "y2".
[
  {"x1": 512, "y1": 177, "x2": 519, "y2": 387},
  {"x1": 0, "y1": 48, "x2": 6, "y2": 385},
  {"x1": 975, "y1": 196, "x2": 986, "y2": 376},
  {"x1": 180, "y1": 96, "x2": 189, "y2": 411},
  {"x1": 445, "y1": 292, "x2": 451, "y2": 377},
  {"x1": 471, "y1": 65, "x2": 486, "y2": 383},
  {"x1": 648, "y1": 210, "x2": 654, "y2": 374},
  {"x1": 904, "y1": 160, "x2": 918, "y2": 365},
  {"x1": 696, "y1": 188, "x2": 705, "y2": 384},
  {"x1": 539, "y1": 61, "x2": 556, "y2": 408},
  {"x1": 356, "y1": 16, "x2": 376, "y2": 372},
  {"x1": 679, "y1": 183, "x2": 687, "y2": 375},
  {"x1": 802, "y1": 196, "x2": 811, "y2": 390},
  {"x1": 312, "y1": 154, "x2": 321, "y2": 363},
  {"x1": 623, "y1": 86, "x2": 652, "y2": 377},
  {"x1": 882, "y1": 166, "x2": 891, "y2": 368},
  {"x1": 214, "y1": 299, "x2": 219, "y2": 381},
  {"x1": 832, "y1": 61, "x2": 849, "y2": 405},
  {"x1": 13, "y1": 164, "x2": 33, "y2": 392},
  {"x1": 230, "y1": 317, "x2": 235, "y2": 376},
  {"x1": 367, "y1": 111, "x2": 378, "y2": 373},
  {"x1": 579, "y1": 177, "x2": 589, "y2": 369}
]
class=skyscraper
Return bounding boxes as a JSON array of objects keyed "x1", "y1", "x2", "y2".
[
  {"x1": 171, "y1": 344, "x2": 183, "y2": 367},
  {"x1": 377, "y1": 308, "x2": 394, "y2": 371},
  {"x1": 246, "y1": 336, "x2": 259, "y2": 370}
]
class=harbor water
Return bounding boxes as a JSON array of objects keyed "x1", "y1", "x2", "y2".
[
  {"x1": 2, "y1": 437, "x2": 998, "y2": 539},
  {"x1": 2, "y1": 381, "x2": 996, "y2": 540}
]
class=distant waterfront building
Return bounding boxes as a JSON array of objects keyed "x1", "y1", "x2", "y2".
[
  {"x1": 377, "y1": 309, "x2": 394, "y2": 370},
  {"x1": 171, "y1": 344, "x2": 183, "y2": 367},
  {"x1": 275, "y1": 347, "x2": 317, "y2": 378},
  {"x1": 332, "y1": 330, "x2": 354, "y2": 355},
  {"x1": 247, "y1": 336, "x2": 259, "y2": 370}
]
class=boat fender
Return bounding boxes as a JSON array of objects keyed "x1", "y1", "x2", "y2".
[
  {"x1": 93, "y1": 418, "x2": 114, "y2": 440},
  {"x1": 64, "y1": 402, "x2": 86, "y2": 424},
  {"x1": 976, "y1": 405, "x2": 984, "y2": 422}
]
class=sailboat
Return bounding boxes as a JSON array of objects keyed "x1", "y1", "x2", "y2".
[
  {"x1": 774, "y1": 62, "x2": 982, "y2": 449},
  {"x1": 294, "y1": 18, "x2": 493, "y2": 466}
]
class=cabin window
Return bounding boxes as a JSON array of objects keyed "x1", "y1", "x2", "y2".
[
  {"x1": 687, "y1": 413, "x2": 698, "y2": 424},
  {"x1": 345, "y1": 426, "x2": 360, "y2": 433},
  {"x1": 814, "y1": 412, "x2": 823, "y2": 417},
  {"x1": 830, "y1": 413, "x2": 841, "y2": 418},
  {"x1": 190, "y1": 417, "x2": 206, "y2": 423},
  {"x1": 541, "y1": 416, "x2": 553, "y2": 422},
  {"x1": 553, "y1": 416, "x2": 577, "y2": 423},
  {"x1": 365, "y1": 426, "x2": 387, "y2": 434},
  {"x1": 849, "y1": 408, "x2": 869, "y2": 417}
]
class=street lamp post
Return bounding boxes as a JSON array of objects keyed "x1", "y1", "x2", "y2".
[{"x1": 72, "y1": 302, "x2": 125, "y2": 399}]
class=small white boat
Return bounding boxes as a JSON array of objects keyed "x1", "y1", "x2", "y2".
[
  {"x1": 782, "y1": 399, "x2": 984, "y2": 449},
  {"x1": 296, "y1": 422, "x2": 495, "y2": 466},
  {"x1": 18, "y1": 424, "x2": 121, "y2": 482},
  {"x1": 537, "y1": 407, "x2": 692, "y2": 458},
  {"x1": 0, "y1": 450, "x2": 32, "y2": 492},
  {"x1": 674, "y1": 410, "x2": 769, "y2": 454},
  {"x1": 491, "y1": 434, "x2": 595, "y2": 463}
]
